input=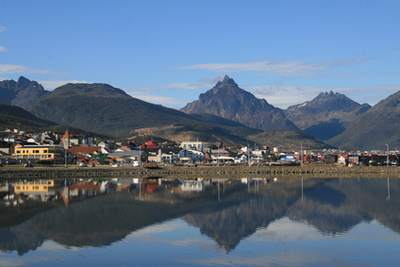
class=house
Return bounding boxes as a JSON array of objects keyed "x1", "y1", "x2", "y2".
[
  {"x1": 280, "y1": 154, "x2": 297, "y2": 163},
  {"x1": 82, "y1": 135, "x2": 95, "y2": 146},
  {"x1": 141, "y1": 140, "x2": 159, "y2": 150},
  {"x1": 107, "y1": 150, "x2": 147, "y2": 164},
  {"x1": 0, "y1": 141, "x2": 13, "y2": 155},
  {"x1": 160, "y1": 148, "x2": 180, "y2": 163},
  {"x1": 348, "y1": 154, "x2": 360, "y2": 165},
  {"x1": 179, "y1": 149, "x2": 204, "y2": 163},
  {"x1": 69, "y1": 136, "x2": 79, "y2": 146},
  {"x1": 69, "y1": 146, "x2": 101, "y2": 159},
  {"x1": 211, "y1": 149, "x2": 233, "y2": 157}
]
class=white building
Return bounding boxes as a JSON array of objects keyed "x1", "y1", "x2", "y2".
[
  {"x1": 180, "y1": 141, "x2": 203, "y2": 151},
  {"x1": 179, "y1": 149, "x2": 204, "y2": 162}
]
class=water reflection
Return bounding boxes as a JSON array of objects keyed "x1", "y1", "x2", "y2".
[{"x1": 0, "y1": 177, "x2": 399, "y2": 256}]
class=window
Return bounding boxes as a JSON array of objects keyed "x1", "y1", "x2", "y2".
[
  {"x1": 36, "y1": 150, "x2": 39, "y2": 153},
  {"x1": 17, "y1": 150, "x2": 21, "y2": 153},
  {"x1": 43, "y1": 150, "x2": 48, "y2": 153}
]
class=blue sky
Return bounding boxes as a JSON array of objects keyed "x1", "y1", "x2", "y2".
[{"x1": 1, "y1": 0, "x2": 399, "y2": 109}]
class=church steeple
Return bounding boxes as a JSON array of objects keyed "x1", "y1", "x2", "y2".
[{"x1": 62, "y1": 129, "x2": 70, "y2": 149}]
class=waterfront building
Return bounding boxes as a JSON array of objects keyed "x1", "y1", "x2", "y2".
[{"x1": 13, "y1": 144, "x2": 63, "y2": 161}]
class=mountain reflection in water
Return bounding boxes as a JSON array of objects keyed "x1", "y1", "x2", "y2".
[{"x1": 0, "y1": 177, "x2": 399, "y2": 257}]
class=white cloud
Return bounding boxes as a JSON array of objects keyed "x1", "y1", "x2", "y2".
[
  {"x1": 177, "y1": 58, "x2": 373, "y2": 78},
  {"x1": 0, "y1": 26, "x2": 7, "y2": 32},
  {"x1": 135, "y1": 82, "x2": 208, "y2": 91},
  {"x1": 127, "y1": 93, "x2": 186, "y2": 108},
  {"x1": 177, "y1": 60, "x2": 327, "y2": 77},
  {"x1": 199, "y1": 74, "x2": 227, "y2": 84},
  {"x1": 38, "y1": 80, "x2": 90, "y2": 90},
  {"x1": 0, "y1": 64, "x2": 49, "y2": 75},
  {"x1": 0, "y1": 46, "x2": 8, "y2": 52}
]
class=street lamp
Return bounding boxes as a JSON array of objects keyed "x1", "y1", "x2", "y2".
[
  {"x1": 385, "y1": 144, "x2": 389, "y2": 167},
  {"x1": 300, "y1": 143, "x2": 303, "y2": 167}
]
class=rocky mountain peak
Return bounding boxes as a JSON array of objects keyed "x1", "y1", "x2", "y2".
[
  {"x1": 17, "y1": 76, "x2": 32, "y2": 87},
  {"x1": 0, "y1": 76, "x2": 48, "y2": 110},
  {"x1": 215, "y1": 75, "x2": 238, "y2": 88},
  {"x1": 180, "y1": 76, "x2": 298, "y2": 131}
]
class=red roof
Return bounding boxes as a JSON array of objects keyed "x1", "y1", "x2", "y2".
[
  {"x1": 69, "y1": 146, "x2": 101, "y2": 157},
  {"x1": 141, "y1": 140, "x2": 158, "y2": 149}
]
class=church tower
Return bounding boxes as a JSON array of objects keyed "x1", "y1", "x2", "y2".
[{"x1": 62, "y1": 129, "x2": 70, "y2": 149}]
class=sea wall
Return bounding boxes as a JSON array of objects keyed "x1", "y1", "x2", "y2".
[{"x1": 1, "y1": 165, "x2": 400, "y2": 179}]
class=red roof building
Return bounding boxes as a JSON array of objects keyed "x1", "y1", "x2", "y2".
[
  {"x1": 141, "y1": 140, "x2": 159, "y2": 150},
  {"x1": 69, "y1": 146, "x2": 101, "y2": 159}
]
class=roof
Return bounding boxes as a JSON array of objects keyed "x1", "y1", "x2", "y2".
[
  {"x1": 108, "y1": 150, "x2": 144, "y2": 157},
  {"x1": 62, "y1": 129, "x2": 69, "y2": 139},
  {"x1": 15, "y1": 144, "x2": 57, "y2": 148},
  {"x1": 69, "y1": 146, "x2": 101, "y2": 156},
  {"x1": 0, "y1": 141, "x2": 11, "y2": 148}
]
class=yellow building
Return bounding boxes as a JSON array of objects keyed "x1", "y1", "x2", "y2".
[
  {"x1": 14, "y1": 179, "x2": 55, "y2": 194},
  {"x1": 14, "y1": 144, "x2": 63, "y2": 161}
]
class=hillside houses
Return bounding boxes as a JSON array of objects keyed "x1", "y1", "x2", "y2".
[{"x1": 1, "y1": 127, "x2": 400, "y2": 167}]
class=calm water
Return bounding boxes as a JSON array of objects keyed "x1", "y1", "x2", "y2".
[{"x1": 1, "y1": 177, "x2": 400, "y2": 266}]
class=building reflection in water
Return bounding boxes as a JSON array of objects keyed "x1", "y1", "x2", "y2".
[{"x1": 0, "y1": 177, "x2": 399, "y2": 255}]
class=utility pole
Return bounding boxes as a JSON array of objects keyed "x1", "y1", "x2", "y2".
[{"x1": 300, "y1": 143, "x2": 303, "y2": 167}]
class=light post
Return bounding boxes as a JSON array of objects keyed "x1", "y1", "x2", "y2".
[
  {"x1": 300, "y1": 143, "x2": 303, "y2": 167},
  {"x1": 385, "y1": 144, "x2": 389, "y2": 167}
]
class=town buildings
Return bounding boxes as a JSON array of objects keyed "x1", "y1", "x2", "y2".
[{"x1": 1, "y1": 127, "x2": 400, "y2": 167}]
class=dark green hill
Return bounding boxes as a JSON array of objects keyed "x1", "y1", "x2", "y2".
[
  {"x1": 29, "y1": 83, "x2": 201, "y2": 138},
  {"x1": 247, "y1": 130, "x2": 334, "y2": 151},
  {"x1": 0, "y1": 103, "x2": 111, "y2": 140},
  {"x1": 0, "y1": 103, "x2": 57, "y2": 131},
  {"x1": 327, "y1": 91, "x2": 400, "y2": 150},
  {"x1": 130, "y1": 123, "x2": 261, "y2": 147}
]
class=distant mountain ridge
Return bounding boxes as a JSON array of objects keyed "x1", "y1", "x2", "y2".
[
  {"x1": 26, "y1": 80, "x2": 328, "y2": 149},
  {"x1": 0, "y1": 76, "x2": 48, "y2": 110},
  {"x1": 328, "y1": 90, "x2": 400, "y2": 149},
  {"x1": 181, "y1": 75, "x2": 299, "y2": 131},
  {"x1": 285, "y1": 91, "x2": 371, "y2": 140},
  {"x1": 4, "y1": 75, "x2": 398, "y2": 150}
]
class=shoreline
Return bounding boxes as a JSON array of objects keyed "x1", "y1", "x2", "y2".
[{"x1": 1, "y1": 165, "x2": 400, "y2": 179}]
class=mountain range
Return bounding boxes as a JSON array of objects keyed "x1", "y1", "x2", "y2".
[
  {"x1": 0, "y1": 76, "x2": 48, "y2": 110},
  {"x1": 285, "y1": 91, "x2": 371, "y2": 141},
  {"x1": 0, "y1": 76, "x2": 399, "y2": 150}
]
